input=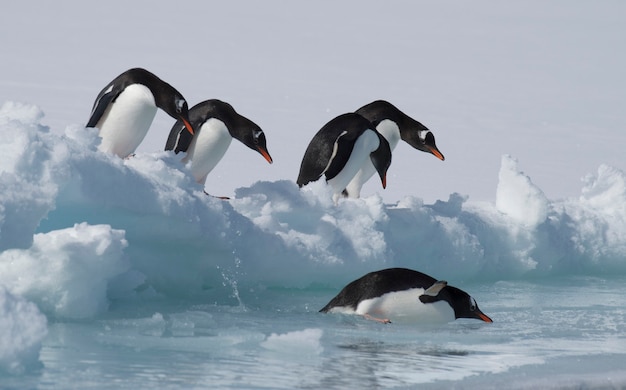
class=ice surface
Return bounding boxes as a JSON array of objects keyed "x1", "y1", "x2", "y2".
[{"x1": 0, "y1": 286, "x2": 47, "y2": 375}]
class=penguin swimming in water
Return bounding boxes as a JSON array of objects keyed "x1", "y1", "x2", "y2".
[
  {"x1": 320, "y1": 268, "x2": 493, "y2": 324},
  {"x1": 86, "y1": 67, "x2": 194, "y2": 158},
  {"x1": 297, "y1": 112, "x2": 392, "y2": 200},
  {"x1": 165, "y1": 99, "x2": 273, "y2": 185},
  {"x1": 342, "y1": 100, "x2": 445, "y2": 198}
]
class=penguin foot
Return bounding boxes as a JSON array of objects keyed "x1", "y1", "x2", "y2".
[
  {"x1": 203, "y1": 190, "x2": 230, "y2": 200},
  {"x1": 364, "y1": 314, "x2": 392, "y2": 324}
]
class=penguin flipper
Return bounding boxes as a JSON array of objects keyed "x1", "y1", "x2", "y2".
[
  {"x1": 423, "y1": 280, "x2": 448, "y2": 297},
  {"x1": 297, "y1": 130, "x2": 343, "y2": 186},
  {"x1": 86, "y1": 83, "x2": 122, "y2": 128},
  {"x1": 323, "y1": 132, "x2": 357, "y2": 181},
  {"x1": 165, "y1": 120, "x2": 194, "y2": 153},
  {"x1": 419, "y1": 281, "x2": 447, "y2": 304}
]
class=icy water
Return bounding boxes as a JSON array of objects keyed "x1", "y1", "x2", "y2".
[{"x1": 4, "y1": 276, "x2": 625, "y2": 389}]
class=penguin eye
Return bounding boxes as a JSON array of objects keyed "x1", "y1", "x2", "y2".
[
  {"x1": 175, "y1": 98, "x2": 185, "y2": 113},
  {"x1": 252, "y1": 129, "x2": 263, "y2": 143},
  {"x1": 469, "y1": 298, "x2": 477, "y2": 312},
  {"x1": 418, "y1": 130, "x2": 430, "y2": 143}
]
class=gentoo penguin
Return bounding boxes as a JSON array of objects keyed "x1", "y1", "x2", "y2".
[
  {"x1": 342, "y1": 100, "x2": 445, "y2": 198},
  {"x1": 86, "y1": 67, "x2": 194, "y2": 158},
  {"x1": 320, "y1": 268, "x2": 493, "y2": 324},
  {"x1": 165, "y1": 99, "x2": 273, "y2": 185},
  {"x1": 296, "y1": 113, "x2": 392, "y2": 199}
]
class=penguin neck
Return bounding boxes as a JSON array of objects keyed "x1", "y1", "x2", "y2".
[
  {"x1": 183, "y1": 118, "x2": 233, "y2": 184},
  {"x1": 375, "y1": 119, "x2": 401, "y2": 151}
]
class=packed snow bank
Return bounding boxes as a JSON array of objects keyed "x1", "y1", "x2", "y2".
[
  {"x1": 0, "y1": 223, "x2": 128, "y2": 319},
  {"x1": 0, "y1": 101, "x2": 625, "y2": 321},
  {"x1": 0, "y1": 287, "x2": 47, "y2": 375}
]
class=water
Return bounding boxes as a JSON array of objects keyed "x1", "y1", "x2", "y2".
[{"x1": 5, "y1": 276, "x2": 625, "y2": 389}]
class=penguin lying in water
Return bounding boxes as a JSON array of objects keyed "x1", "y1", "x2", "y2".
[
  {"x1": 320, "y1": 268, "x2": 493, "y2": 324},
  {"x1": 343, "y1": 100, "x2": 445, "y2": 198},
  {"x1": 165, "y1": 99, "x2": 273, "y2": 185},
  {"x1": 86, "y1": 67, "x2": 194, "y2": 159},
  {"x1": 297, "y1": 112, "x2": 391, "y2": 200}
]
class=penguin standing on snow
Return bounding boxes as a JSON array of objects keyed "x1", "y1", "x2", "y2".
[
  {"x1": 320, "y1": 268, "x2": 493, "y2": 324},
  {"x1": 342, "y1": 100, "x2": 445, "y2": 198},
  {"x1": 297, "y1": 112, "x2": 392, "y2": 199},
  {"x1": 165, "y1": 99, "x2": 273, "y2": 185},
  {"x1": 86, "y1": 67, "x2": 194, "y2": 158}
]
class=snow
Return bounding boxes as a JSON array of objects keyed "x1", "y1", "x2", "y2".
[
  {"x1": 0, "y1": 286, "x2": 47, "y2": 375},
  {"x1": 0, "y1": 100, "x2": 625, "y2": 383},
  {"x1": 496, "y1": 155, "x2": 549, "y2": 227},
  {"x1": 0, "y1": 1, "x2": 625, "y2": 387}
]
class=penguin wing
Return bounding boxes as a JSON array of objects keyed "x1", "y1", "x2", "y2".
[
  {"x1": 86, "y1": 82, "x2": 123, "y2": 128},
  {"x1": 165, "y1": 119, "x2": 194, "y2": 153},
  {"x1": 323, "y1": 131, "x2": 357, "y2": 181},
  {"x1": 297, "y1": 130, "x2": 351, "y2": 186},
  {"x1": 320, "y1": 268, "x2": 438, "y2": 312},
  {"x1": 422, "y1": 280, "x2": 448, "y2": 297}
]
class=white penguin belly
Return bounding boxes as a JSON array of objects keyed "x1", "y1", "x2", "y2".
[
  {"x1": 344, "y1": 162, "x2": 377, "y2": 198},
  {"x1": 96, "y1": 84, "x2": 157, "y2": 158},
  {"x1": 356, "y1": 288, "x2": 455, "y2": 324},
  {"x1": 183, "y1": 118, "x2": 232, "y2": 184},
  {"x1": 344, "y1": 120, "x2": 400, "y2": 198},
  {"x1": 327, "y1": 129, "x2": 380, "y2": 196}
]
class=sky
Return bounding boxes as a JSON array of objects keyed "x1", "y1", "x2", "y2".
[{"x1": 1, "y1": 1, "x2": 624, "y2": 204}]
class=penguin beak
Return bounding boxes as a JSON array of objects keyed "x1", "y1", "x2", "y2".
[
  {"x1": 477, "y1": 311, "x2": 493, "y2": 323},
  {"x1": 258, "y1": 146, "x2": 273, "y2": 164},
  {"x1": 429, "y1": 146, "x2": 445, "y2": 161},
  {"x1": 381, "y1": 174, "x2": 387, "y2": 189},
  {"x1": 181, "y1": 118, "x2": 194, "y2": 136}
]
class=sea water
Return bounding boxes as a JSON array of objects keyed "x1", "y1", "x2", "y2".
[{"x1": 2, "y1": 276, "x2": 624, "y2": 389}]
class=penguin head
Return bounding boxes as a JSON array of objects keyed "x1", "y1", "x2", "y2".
[
  {"x1": 369, "y1": 132, "x2": 392, "y2": 189},
  {"x1": 166, "y1": 94, "x2": 194, "y2": 137},
  {"x1": 442, "y1": 286, "x2": 493, "y2": 323},
  {"x1": 216, "y1": 101, "x2": 272, "y2": 165},
  {"x1": 151, "y1": 80, "x2": 194, "y2": 137},
  {"x1": 404, "y1": 125, "x2": 445, "y2": 161},
  {"x1": 237, "y1": 119, "x2": 273, "y2": 164},
  {"x1": 356, "y1": 100, "x2": 444, "y2": 161}
]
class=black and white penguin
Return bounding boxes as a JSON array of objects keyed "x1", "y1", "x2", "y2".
[
  {"x1": 86, "y1": 67, "x2": 194, "y2": 158},
  {"x1": 320, "y1": 268, "x2": 493, "y2": 324},
  {"x1": 296, "y1": 113, "x2": 392, "y2": 200},
  {"x1": 165, "y1": 99, "x2": 273, "y2": 185},
  {"x1": 342, "y1": 100, "x2": 445, "y2": 198}
]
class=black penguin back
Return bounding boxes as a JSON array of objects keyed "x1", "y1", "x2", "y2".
[{"x1": 297, "y1": 113, "x2": 372, "y2": 186}]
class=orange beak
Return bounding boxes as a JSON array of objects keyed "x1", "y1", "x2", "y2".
[
  {"x1": 381, "y1": 174, "x2": 387, "y2": 189},
  {"x1": 429, "y1": 147, "x2": 445, "y2": 161},
  {"x1": 258, "y1": 147, "x2": 273, "y2": 164},
  {"x1": 181, "y1": 118, "x2": 194, "y2": 136},
  {"x1": 478, "y1": 312, "x2": 493, "y2": 323}
]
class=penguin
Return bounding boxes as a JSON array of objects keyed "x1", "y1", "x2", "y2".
[
  {"x1": 165, "y1": 99, "x2": 273, "y2": 185},
  {"x1": 86, "y1": 67, "x2": 194, "y2": 158},
  {"x1": 296, "y1": 112, "x2": 392, "y2": 200},
  {"x1": 342, "y1": 100, "x2": 445, "y2": 198},
  {"x1": 320, "y1": 268, "x2": 493, "y2": 324}
]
